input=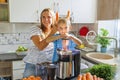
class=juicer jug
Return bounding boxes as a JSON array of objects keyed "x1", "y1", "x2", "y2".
[{"x1": 56, "y1": 49, "x2": 80, "y2": 80}]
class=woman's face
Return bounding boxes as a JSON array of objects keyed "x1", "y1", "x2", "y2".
[
  {"x1": 58, "y1": 23, "x2": 70, "y2": 35},
  {"x1": 41, "y1": 11, "x2": 53, "y2": 28}
]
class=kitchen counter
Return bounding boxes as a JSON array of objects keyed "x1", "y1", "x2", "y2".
[
  {"x1": 0, "y1": 53, "x2": 25, "y2": 61},
  {"x1": 80, "y1": 50, "x2": 120, "y2": 80},
  {"x1": 81, "y1": 50, "x2": 120, "y2": 65}
]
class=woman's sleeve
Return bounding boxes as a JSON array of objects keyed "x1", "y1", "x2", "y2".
[{"x1": 30, "y1": 26, "x2": 42, "y2": 39}]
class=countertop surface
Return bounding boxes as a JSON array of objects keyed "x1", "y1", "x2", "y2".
[
  {"x1": 0, "y1": 53, "x2": 25, "y2": 61},
  {"x1": 0, "y1": 49, "x2": 119, "y2": 64},
  {"x1": 81, "y1": 50, "x2": 120, "y2": 66}
]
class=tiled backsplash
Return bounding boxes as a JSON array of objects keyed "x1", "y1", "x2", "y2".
[
  {"x1": 0, "y1": 32, "x2": 30, "y2": 45},
  {"x1": 0, "y1": 32, "x2": 32, "y2": 53},
  {"x1": 0, "y1": 23, "x2": 97, "y2": 53}
]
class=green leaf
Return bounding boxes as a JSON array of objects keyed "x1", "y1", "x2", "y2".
[
  {"x1": 96, "y1": 28, "x2": 111, "y2": 47},
  {"x1": 85, "y1": 64, "x2": 116, "y2": 80}
]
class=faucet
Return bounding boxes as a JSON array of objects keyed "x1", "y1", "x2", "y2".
[{"x1": 101, "y1": 36, "x2": 119, "y2": 58}]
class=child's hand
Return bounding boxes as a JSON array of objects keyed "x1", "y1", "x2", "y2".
[
  {"x1": 60, "y1": 34, "x2": 68, "y2": 39},
  {"x1": 65, "y1": 33, "x2": 73, "y2": 39},
  {"x1": 60, "y1": 33, "x2": 73, "y2": 40}
]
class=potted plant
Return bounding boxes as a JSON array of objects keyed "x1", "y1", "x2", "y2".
[{"x1": 96, "y1": 28, "x2": 111, "y2": 53}]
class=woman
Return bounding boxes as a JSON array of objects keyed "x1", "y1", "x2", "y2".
[{"x1": 23, "y1": 8, "x2": 58, "y2": 78}]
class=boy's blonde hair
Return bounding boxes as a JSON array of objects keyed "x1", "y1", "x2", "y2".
[{"x1": 57, "y1": 18, "x2": 71, "y2": 27}]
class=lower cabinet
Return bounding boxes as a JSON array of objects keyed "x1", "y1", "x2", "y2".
[
  {"x1": 12, "y1": 60, "x2": 25, "y2": 80},
  {"x1": 0, "y1": 61, "x2": 12, "y2": 80}
]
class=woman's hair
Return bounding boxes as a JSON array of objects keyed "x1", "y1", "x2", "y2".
[
  {"x1": 57, "y1": 18, "x2": 71, "y2": 27},
  {"x1": 40, "y1": 8, "x2": 55, "y2": 32}
]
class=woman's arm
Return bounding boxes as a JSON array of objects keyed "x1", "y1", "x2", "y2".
[
  {"x1": 31, "y1": 25, "x2": 58, "y2": 50},
  {"x1": 46, "y1": 35, "x2": 62, "y2": 43},
  {"x1": 31, "y1": 35, "x2": 49, "y2": 50}
]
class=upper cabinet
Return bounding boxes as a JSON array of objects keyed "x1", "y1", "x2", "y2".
[
  {"x1": 97, "y1": 0, "x2": 119, "y2": 20},
  {"x1": 0, "y1": 0, "x2": 97, "y2": 23},
  {"x1": 39, "y1": 0, "x2": 97, "y2": 23},
  {"x1": 39, "y1": 0, "x2": 54, "y2": 14},
  {"x1": 54, "y1": 0, "x2": 71, "y2": 15},
  {"x1": 0, "y1": 0, "x2": 9, "y2": 22},
  {"x1": 39, "y1": 0, "x2": 71, "y2": 16},
  {"x1": 9, "y1": 0, "x2": 40, "y2": 23},
  {"x1": 71, "y1": 0, "x2": 97, "y2": 23}
]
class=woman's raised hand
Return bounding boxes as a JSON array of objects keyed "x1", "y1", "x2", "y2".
[{"x1": 56, "y1": 11, "x2": 59, "y2": 23}]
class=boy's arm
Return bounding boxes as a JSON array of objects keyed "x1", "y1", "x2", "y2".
[{"x1": 68, "y1": 35, "x2": 82, "y2": 46}]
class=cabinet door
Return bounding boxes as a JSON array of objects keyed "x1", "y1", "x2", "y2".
[
  {"x1": 9, "y1": 0, "x2": 40, "y2": 23},
  {"x1": 12, "y1": 60, "x2": 25, "y2": 80},
  {"x1": 97, "y1": 0, "x2": 119, "y2": 20},
  {"x1": 0, "y1": 3, "x2": 9, "y2": 22},
  {"x1": 12, "y1": 60, "x2": 25, "y2": 70},
  {"x1": 39, "y1": 0, "x2": 71, "y2": 17},
  {"x1": 39, "y1": 0, "x2": 54, "y2": 14},
  {"x1": 13, "y1": 69, "x2": 24, "y2": 80},
  {"x1": 71, "y1": 0, "x2": 97, "y2": 23},
  {"x1": 55, "y1": 0, "x2": 71, "y2": 15}
]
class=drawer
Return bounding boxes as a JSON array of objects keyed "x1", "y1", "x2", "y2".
[
  {"x1": 12, "y1": 60, "x2": 25, "y2": 70},
  {"x1": 0, "y1": 67, "x2": 12, "y2": 77},
  {"x1": 13, "y1": 69, "x2": 24, "y2": 80},
  {"x1": 0, "y1": 61, "x2": 12, "y2": 68}
]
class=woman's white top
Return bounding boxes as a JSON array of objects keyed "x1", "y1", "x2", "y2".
[{"x1": 23, "y1": 26, "x2": 54, "y2": 64}]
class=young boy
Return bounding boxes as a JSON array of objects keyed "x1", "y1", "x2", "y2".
[{"x1": 46, "y1": 18, "x2": 82, "y2": 62}]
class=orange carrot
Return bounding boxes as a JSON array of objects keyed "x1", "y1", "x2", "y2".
[
  {"x1": 82, "y1": 74, "x2": 86, "y2": 80},
  {"x1": 66, "y1": 10, "x2": 70, "y2": 20},
  {"x1": 22, "y1": 78, "x2": 27, "y2": 80},
  {"x1": 56, "y1": 11, "x2": 59, "y2": 22},
  {"x1": 93, "y1": 75, "x2": 97, "y2": 80},
  {"x1": 97, "y1": 77, "x2": 101, "y2": 80},
  {"x1": 35, "y1": 76, "x2": 42, "y2": 80},
  {"x1": 28, "y1": 76, "x2": 36, "y2": 80},
  {"x1": 86, "y1": 72, "x2": 93, "y2": 80},
  {"x1": 77, "y1": 75, "x2": 82, "y2": 80}
]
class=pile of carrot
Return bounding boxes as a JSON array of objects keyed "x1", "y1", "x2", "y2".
[
  {"x1": 77, "y1": 72, "x2": 104, "y2": 80},
  {"x1": 22, "y1": 76, "x2": 42, "y2": 80}
]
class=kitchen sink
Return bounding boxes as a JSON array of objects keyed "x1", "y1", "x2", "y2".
[{"x1": 86, "y1": 52, "x2": 114, "y2": 60}]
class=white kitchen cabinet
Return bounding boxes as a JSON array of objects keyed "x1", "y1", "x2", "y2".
[
  {"x1": 7, "y1": 0, "x2": 97, "y2": 23},
  {"x1": 71, "y1": 0, "x2": 97, "y2": 23},
  {"x1": 39, "y1": 0, "x2": 54, "y2": 14},
  {"x1": 9, "y1": 0, "x2": 40, "y2": 23},
  {"x1": 39, "y1": 0, "x2": 71, "y2": 16},
  {"x1": 54, "y1": 0, "x2": 71, "y2": 15},
  {"x1": 40, "y1": 0, "x2": 97, "y2": 23},
  {"x1": 12, "y1": 60, "x2": 25, "y2": 80}
]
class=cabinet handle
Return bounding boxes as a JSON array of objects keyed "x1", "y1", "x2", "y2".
[{"x1": 36, "y1": 10, "x2": 39, "y2": 22}]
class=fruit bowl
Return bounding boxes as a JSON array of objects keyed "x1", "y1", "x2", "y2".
[
  {"x1": 16, "y1": 45, "x2": 28, "y2": 55},
  {"x1": 16, "y1": 51, "x2": 28, "y2": 56}
]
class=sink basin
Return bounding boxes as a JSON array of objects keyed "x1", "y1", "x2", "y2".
[{"x1": 86, "y1": 52, "x2": 114, "y2": 60}]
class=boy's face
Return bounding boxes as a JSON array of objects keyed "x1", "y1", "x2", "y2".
[{"x1": 58, "y1": 23, "x2": 70, "y2": 34}]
